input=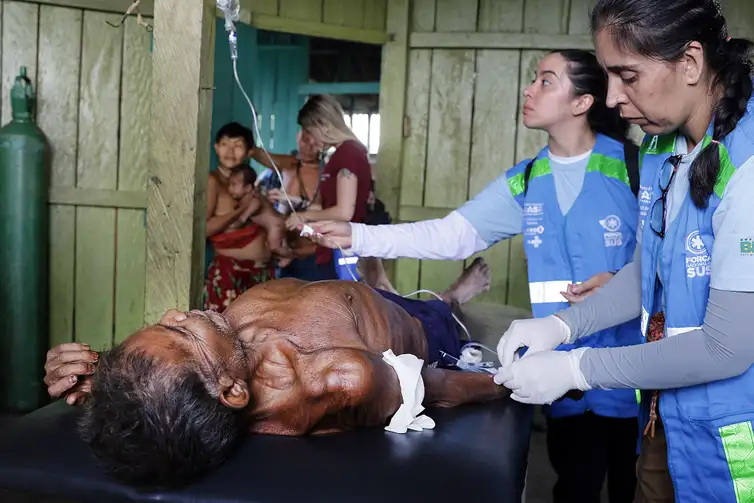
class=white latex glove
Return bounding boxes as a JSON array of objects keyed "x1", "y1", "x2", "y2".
[
  {"x1": 496, "y1": 315, "x2": 572, "y2": 368},
  {"x1": 493, "y1": 348, "x2": 592, "y2": 404}
]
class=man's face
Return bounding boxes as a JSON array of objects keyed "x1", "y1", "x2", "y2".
[
  {"x1": 228, "y1": 173, "x2": 251, "y2": 200},
  {"x1": 215, "y1": 136, "x2": 249, "y2": 170},
  {"x1": 123, "y1": 310, "x2": 240, "y2": 373}
]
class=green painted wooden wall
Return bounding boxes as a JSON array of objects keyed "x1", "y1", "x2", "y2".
[{"x1": 0, "y1": 1, "x2": 152, "y2": 352}]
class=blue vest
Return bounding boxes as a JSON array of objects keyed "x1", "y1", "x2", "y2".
[
  {"x1": 507, "y1": 134, "x2": 642, "y2": 419},
  {"x1": 638, "y1": 97, "x2": 754, "y2": 502}
]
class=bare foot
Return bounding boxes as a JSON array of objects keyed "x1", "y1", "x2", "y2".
[{"x1": 442, "y1": 257, "x2": 491, "y2": 305}]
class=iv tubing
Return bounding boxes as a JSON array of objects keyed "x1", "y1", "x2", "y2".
[{"x1": 227, "y1": 36, "x2": 479, "y2": 343}]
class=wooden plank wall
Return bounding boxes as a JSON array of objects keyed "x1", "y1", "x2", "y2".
[
  {"x1": 390, "y1": 0, "x2": 754, "y2": 311},
  {"x1": 254, "y1": 0, "x2": 386, "y2": 30},
  {"x1": 391, "y1": 0, "x2": 576, "y2": 310},
  {"x1": 244, "y1": 0, "x2": 387, "y2": 43},
  {"x1": 0, "y1": 1, "x2": 151, "y2": 351}
]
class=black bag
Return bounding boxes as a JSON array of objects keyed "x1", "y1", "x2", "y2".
[{"x1": 365, "y1": 180, "x2": 392, "y2": 225}]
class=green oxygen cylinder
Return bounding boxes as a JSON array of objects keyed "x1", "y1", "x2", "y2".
[{"x1": 0, "y1": 67, "x2": 51, "y2": 413}]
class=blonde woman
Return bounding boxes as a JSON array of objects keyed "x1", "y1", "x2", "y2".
[{"x1": 286, "y1": 94, "x2": 373, "y2": 277}]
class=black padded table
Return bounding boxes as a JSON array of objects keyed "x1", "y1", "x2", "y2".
[{"x1": 0, "y1": 399, "x2": 532, "y2": 503}]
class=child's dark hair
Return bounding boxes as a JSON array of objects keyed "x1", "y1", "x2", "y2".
[
  {"x1": 215, "y1": 122, "x2": 255, "y2": 149},
  {"x1": 551, "y1": 49, "x2": 631, "y2": 143},
  {"x1": 591, "y1": 0, "x2": 754, "y2": 208},
  {"x1": 230, "y1": 163, "x2": 257, "y2": 186}
]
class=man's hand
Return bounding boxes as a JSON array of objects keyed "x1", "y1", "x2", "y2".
[
  {"x1": 306, "y1": 220, "x2": 353, "y2": 249},
  {"x1": 494, "y1": 348, "x2": 592, "y2": 404},
  {"x1": 44, "y1": 342, "x2": 98, "y2": 405},
  {"x1": 561, "y1": 271, "x2": 615, "y2": 304},
  {"x1": 495, "y1": 315, "x2": 572, "y2": 368},
  {"x1": 159, "y1": 309, "x2": 188, "y2": 326}
]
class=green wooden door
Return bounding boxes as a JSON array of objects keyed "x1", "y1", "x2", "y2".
[{"x1": 211, "y1": 24, "x2": 309, "y2": 172}]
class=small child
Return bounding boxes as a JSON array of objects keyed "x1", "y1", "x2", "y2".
[{"x1": 227, "y1": 164, "x2": 295, "y2": 267}]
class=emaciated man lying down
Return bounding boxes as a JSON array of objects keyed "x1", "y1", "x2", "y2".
[{"x1": 43, "y1": 259, "x2": 506, "y2": 489}]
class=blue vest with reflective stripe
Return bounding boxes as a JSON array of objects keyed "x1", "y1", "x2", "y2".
[
  {"x1": 638, "y1": 96, "x2": 754, "y2": 502},
  {"x1": 507, "y1": 134, "x2": 642, "y2": 419}
]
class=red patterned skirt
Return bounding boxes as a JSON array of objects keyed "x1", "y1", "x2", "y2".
[{"x1": 203, "y1": 254, "x2": 275, "y2": 312}]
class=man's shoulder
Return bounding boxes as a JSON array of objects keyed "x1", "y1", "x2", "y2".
[{"x1": 208, "y1": 170, "x2": 230, "y2": 188}]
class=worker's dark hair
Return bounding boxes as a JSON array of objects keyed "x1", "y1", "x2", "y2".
[
  {"x1": 551, "y1": 49, "x2": 631, "y2": 143},
  {"x1": 78, "y1": 344, "x2": 244, "y2": 489},
  {"x1": 215, "y1": 121, "x2": 255, "y2": 150},
  {"x1": 230, "y1": 163, "x2": 257, "y2": 187},
  {"x1": 591, "y1": 0, "x2": 754, "y2": 208}
]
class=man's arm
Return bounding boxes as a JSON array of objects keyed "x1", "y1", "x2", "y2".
[
  {"x1": 251, "y1": 148, "x2": 296, "y2": 172},
  {"x1": 307, "y1": 347, "x2": 511, "y2": 435},
  {"x1": 421, "y1": 368, "x2": 509, "y2": 407}
]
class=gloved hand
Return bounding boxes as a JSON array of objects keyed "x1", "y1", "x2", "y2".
[
  {"x1": 496, "y1": 315, "x2": 572, "y2": 368},
  {"x1": 493, "y1": 348, "x2": 592, "y2": 404}
]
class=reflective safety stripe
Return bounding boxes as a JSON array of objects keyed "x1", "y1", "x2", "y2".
[
  {"x1": 641, "y1": 307, "x2": 649, "y2": 337},
  {"x1": 337, "y1": 256, "x2": 359, "y2": 266},
  {"x1": 719, "y1": 421, "x2": 754, "y2": 503},
  {"x1": 636, "y1": 389, "x2": 641, "y2": 404},
  {"x1": 528, "y1": 281, "x2": 571, "y2": 304},
  {"x1": 666, "y1": 326, "x2": 701, "y2": 337}
]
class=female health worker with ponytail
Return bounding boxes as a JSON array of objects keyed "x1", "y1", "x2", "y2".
[
  {"x1": 489, "y1": 1, "x2": 754, "y2": 502},
  {"x1": 309, "y1": 49, "x2": 642, "y2": 503}
]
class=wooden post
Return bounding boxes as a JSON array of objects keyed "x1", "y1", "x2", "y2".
[
  {"x1": 144, "y1": 0, "x2": 216, "y2": 323},
  {"x1": 375, "y1": 0, "x2": 410, "y2": 284},
  {"x1": 375, "y1": 0, "x2": 409, "y2": 219}
]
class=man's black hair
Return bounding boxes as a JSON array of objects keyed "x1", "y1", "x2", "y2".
[
  {"x1": 78, "y1": 344, "x2": 244, "y2": 489},
  {"x1": 215, "y1": 122, "x2": 255, "y2": 150}
]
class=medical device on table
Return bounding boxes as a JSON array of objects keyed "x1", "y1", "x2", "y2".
[{"x1": 215, "y1": 1, "x2": 499, "y2": 373}]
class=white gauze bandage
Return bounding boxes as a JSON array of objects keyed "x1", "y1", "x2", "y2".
[{"x1": 381, "y1": 349, "x2": 436, "y2": 434}]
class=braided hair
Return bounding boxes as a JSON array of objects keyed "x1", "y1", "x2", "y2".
[{"x1": 591, "y1": 0, "x2": 754, "y2": 208}]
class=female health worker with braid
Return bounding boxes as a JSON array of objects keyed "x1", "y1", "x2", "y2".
[
  {"x1": 486, "y1": 1, "x2": 754, "y2": 502},
  {"x1": 310, "y1": 49, "x2": 643, "y2": 503}
]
